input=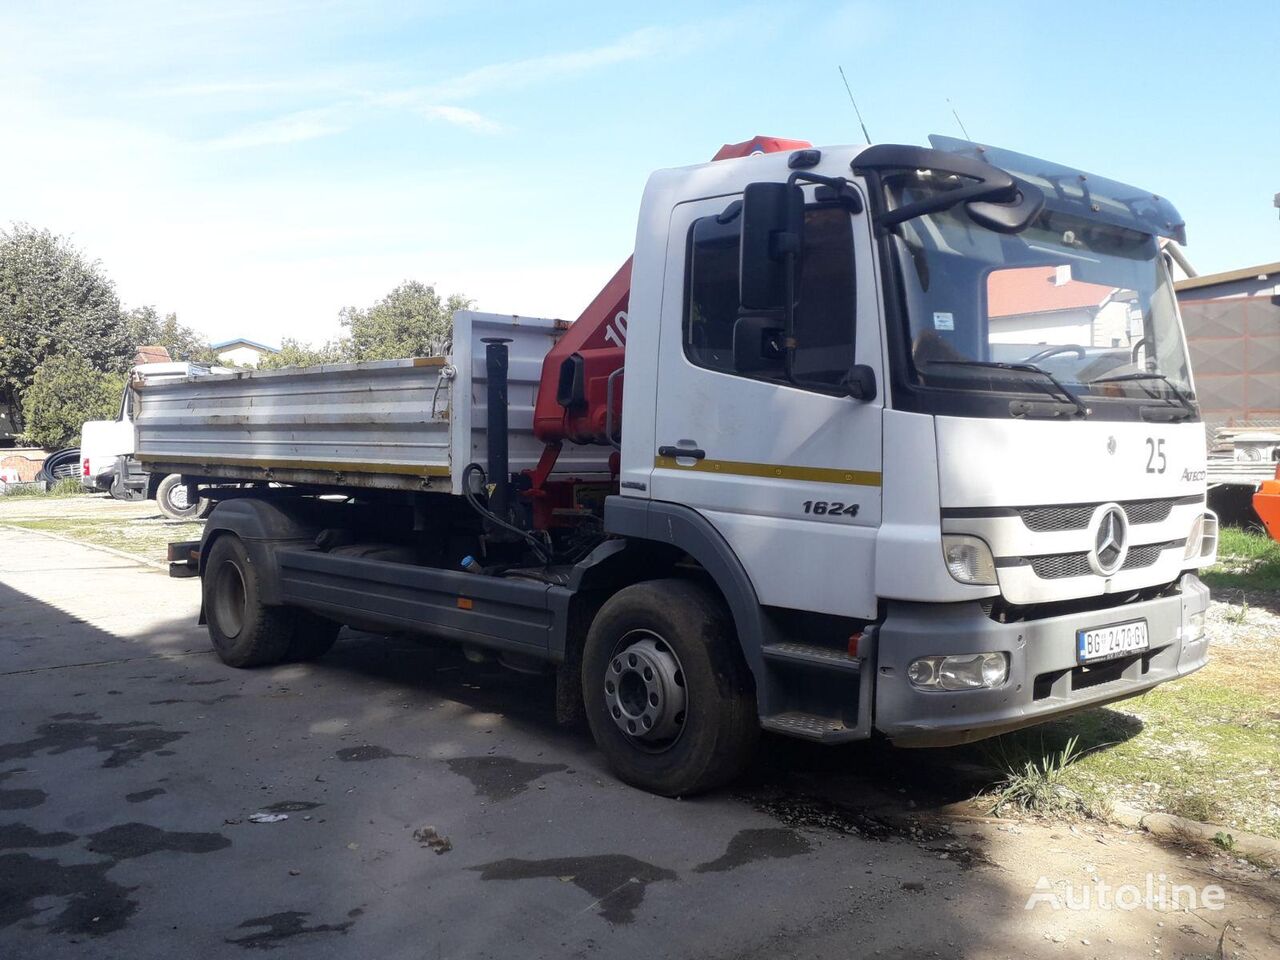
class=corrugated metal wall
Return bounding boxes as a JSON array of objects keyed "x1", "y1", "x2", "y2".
[{"x1": 1180, "y1": 298, "x2": 1280, "y2": 429}]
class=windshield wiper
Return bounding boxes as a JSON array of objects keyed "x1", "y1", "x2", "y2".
[
  {"x1": 1088, "y1": 371, "x2": 1197, "y2": 420},
  {"x1": 924, "y1": 359, "x2": 1088, "y2": 418}
]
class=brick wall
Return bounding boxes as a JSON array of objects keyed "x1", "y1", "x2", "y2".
[{"x1": 1, "y1": 448, "x2": 50, "y2": 482}]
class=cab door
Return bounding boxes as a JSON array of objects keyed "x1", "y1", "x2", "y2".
[{"x1": 649, "y1": 186, "x2": 883, "y2": 620}]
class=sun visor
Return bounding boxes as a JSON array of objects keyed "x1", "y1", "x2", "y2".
[{"x1": 929, "y1": 135, "x2": 1186, "y2": 244}]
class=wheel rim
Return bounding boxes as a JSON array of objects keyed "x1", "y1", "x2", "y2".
[
  {"x1": 212, "y1": 560, "x2": 246, "y2": 638},
  {"x1": 603, "y1": 630, "x2": 687, "y2": 751},
  {"x1": 167, "y1": 483, "x2": 190, "y2": 511}
]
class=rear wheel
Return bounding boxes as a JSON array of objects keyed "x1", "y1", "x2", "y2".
[
  {"x1": 582, "y1": 579, "x2": 758, "y2": 796},
  {"x1": 203, "y1": 535, "x2": 294, "y2": 668},
  {"x1": 286, "y1": 611, "x2": 341, "y2": 662}
]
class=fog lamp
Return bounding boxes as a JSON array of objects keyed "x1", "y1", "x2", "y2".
[
  {"x1": 1184, "y1": 610, "x2": 1206, "y2": 643},
  {"x1": 907, "y1": 652, "x2": 1009, "y2": 691},
  {"x1": 941, "y1": 535, "x2": 998, "y2": 586}
]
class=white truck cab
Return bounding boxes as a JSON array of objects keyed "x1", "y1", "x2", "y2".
[{"x1": 615, "y1": 137, "x2": 1213, "y2": 745}]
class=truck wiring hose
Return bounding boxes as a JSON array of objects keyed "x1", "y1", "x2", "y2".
[{"x1": 461, "y1": 462, "x2": 553, "y2": 566}]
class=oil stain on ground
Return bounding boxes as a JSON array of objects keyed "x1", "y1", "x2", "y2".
[
  {"x1": 149, "y1": 695, "x2": 239, "y2": 707},
  {"x1": 0, "y1": 713, "x2": 185, "y2": 769},
  {"x1": 0, "y1": 852, "x2": 137, "y2": 936},
  {"x1": 693, "y1": 828, "x2": 811, "y2": 873},
  {"x1": 226, "y1": 910, "x2": 356, "y2": 949},
  {"x1": 0, "y1": 823, "x2": 230, "y2": 939},
  {"x1": 85, "y1": 823, "x2": 231, "y2": 859},
  {"x1": 0, "y1": 768, "x2": 45, "y2": 810},
  {"x1": 472, "y1": 855, "x2": 677, "y2": 924},
  {"x1": 335, "y1": 745, "x2": 406, "y2": 762},
  {"x1": 445, "y1": 756, "x2": 567, "y2": 802},
  {"x1": 125, "y1": 788, "x2": 166, "y2": 803},
  {"x1": 0, "y1": 823, "x2": 76, "y2": 849},
  {"x1": 261, "y1": 800, "x2": 321, "y2": 813}
]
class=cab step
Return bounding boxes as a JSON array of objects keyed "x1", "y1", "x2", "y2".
[
  {"x1": 762, "y1": 642, "x2": 862, "y2": 674},
  {"x1": 759, "y1": 711, "x2": 863, "y2": 743}
]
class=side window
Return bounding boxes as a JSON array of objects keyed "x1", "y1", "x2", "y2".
[{"x1": 683, "y1": 205, "x2": 856, "y2": 387}]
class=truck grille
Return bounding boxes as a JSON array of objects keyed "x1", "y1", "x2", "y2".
[
  {"x1": 1024, "y1": 540, "x2": 1184, "y2": 579},
  {"x1": 1019, "y1": 496, "x2": 1197, "y2": 532}
]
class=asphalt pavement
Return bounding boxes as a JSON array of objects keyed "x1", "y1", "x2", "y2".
[{"x1": 1, "y1": 525, "x2": 1274, "y2": 959}]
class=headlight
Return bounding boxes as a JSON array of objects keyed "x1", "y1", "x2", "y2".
[
  {"x1": 942, "y1": 534, "x2": 997, "y2": 585},
  {"x1": 908, "y1": 652, "x2": 1009, "y2": 691},
  {"x1": 1183, "y1": 512, "x2": 1219, "y2": 563}
]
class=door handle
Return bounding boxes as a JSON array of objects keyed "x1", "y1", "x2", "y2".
[{"x1": 658, "y1": 445, "x2": 706, "y2": 460}]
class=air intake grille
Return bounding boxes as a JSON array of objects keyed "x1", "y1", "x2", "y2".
[
  {"x1": 1024, "y1": 540, "x2": 1182, "y2": 579},
  {"x1": 1028, "y1": 553, "x2": 1092, "y2": 579},
  {"x1": 1019, "y1": 497, "x2": 1186, "y2": 532}
]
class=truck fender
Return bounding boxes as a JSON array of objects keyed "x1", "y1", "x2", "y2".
[
  {"x1": 601, "y1": 497, "x2": 771, "y2": 687},
  {"x1": 199, "y1": 498, "x2": 322, "y2": 606}
]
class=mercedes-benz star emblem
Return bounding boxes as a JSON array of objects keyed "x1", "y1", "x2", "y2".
[
  {"x1": 1107, "y1": 436, "x2": 1117, "y2": 456},
  {"x1": 1089, "y1": 504, "x2": 1129, "y2": 576}
]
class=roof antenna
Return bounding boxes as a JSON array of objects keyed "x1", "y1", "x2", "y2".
[
  {"x1": 947, "y1": 98, "x2": 972, "y2": 141},
  {"x1": 837, "y1": 66, "x2": 872, "y2": 145}
]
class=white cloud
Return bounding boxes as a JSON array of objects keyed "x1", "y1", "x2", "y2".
[
  {"x1": 396, "y1": 25, "x2": 679, "y2": 103},
  {"x1": 0, "y1": 9, "x2": 721, "y2": 343},
  {"x1": 206, "y1": 106, "x2": 349, "y2": 149},
  {"x1": 417, "y1": 105, "x2": 500, "y2": 134}
]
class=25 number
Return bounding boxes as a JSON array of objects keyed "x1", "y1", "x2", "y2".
[
  {"x1": 1145, "y1": 438, "x2": 1166, "y2": 474},
  {"x1": 803, "y1": 500, "x2": 859, "y2": 518}
]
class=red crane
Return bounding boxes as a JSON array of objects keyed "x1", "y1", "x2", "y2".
[{"x1": 523, "y1": 136, "x2": 811, "y2": 518}]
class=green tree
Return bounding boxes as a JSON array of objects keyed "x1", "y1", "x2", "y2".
[
  {"x1": 255, "y1": 281, "x2": 470, "y2": 370},
  {"x1": 256, "y1": 337, "x2": 349, "y2": 371},
  {"x1": 123, "y1": 305, "x2": 217, "y2": 363},
  {"x1": 21, "y1": 354, "x2": 126, "y2": 449},
  {"x1": 341, "y1": 281, "x2": 471, "y2": 361},
  {"x1": 0, "y1": 225, "x2": 133, "y2": 400}
]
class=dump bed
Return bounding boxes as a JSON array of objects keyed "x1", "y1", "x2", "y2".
[{"x1": 135, "y1": 311, "x2": 613, "y2": 493}]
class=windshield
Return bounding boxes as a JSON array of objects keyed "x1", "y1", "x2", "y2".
[{"x1": 887, "y1": 173, "x2": 1194, "y2": 418}]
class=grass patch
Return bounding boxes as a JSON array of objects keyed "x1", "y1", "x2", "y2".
[
  {"x1": 1203, "y1": 526, "x2": 1280, "y2": 592},
  {"x1": 973, "y1": 673, "x2": 1280, "y2": 839},
  {"x1": 0, "y1": 478, "x2": 87, "y2": 498},
  {"x1": 988, "y1": 736, "x2": 1093, "y2": 817},
  {"x1": 4, "y1": 514, "x2": 204, "y2": 563}
]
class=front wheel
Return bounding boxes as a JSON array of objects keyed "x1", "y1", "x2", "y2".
[{"x1": 581, "y1": 579, "x2": 758, "y2": 796}]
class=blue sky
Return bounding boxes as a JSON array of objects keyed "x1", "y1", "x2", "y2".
[{"x1": 1, "y1": 1, "x2": 1275, "y2": 346}]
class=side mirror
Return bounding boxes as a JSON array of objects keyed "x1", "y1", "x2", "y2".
[
  {"x1": 842, "y1": 364, "x2": 878, "y2": 401},
  {"x1": 739, "y1": 181, "x2": 804, "y2": 311},
  {"x1": 732, "y1": 315, "x2": 785, "y2": 375},
  {"x1": 965, "y1": 179, "x2": 1045, "y2": 234}
]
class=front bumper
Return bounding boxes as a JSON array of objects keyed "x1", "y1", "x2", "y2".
[{"x1": 875, "y1": 574, "x2": 1210, "y2": 746}]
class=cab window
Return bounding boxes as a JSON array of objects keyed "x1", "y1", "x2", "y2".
[{"x1": 683, "y1": 205, "x2": 856, "y2": 387}]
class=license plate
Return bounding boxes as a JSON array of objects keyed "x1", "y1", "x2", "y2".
[{"x1": 1077, "y1": 620, "x2": 1149, "y2": 664}]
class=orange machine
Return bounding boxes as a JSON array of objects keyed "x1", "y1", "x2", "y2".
[{"x1": 1254, "y1": 465, "x2": 1280, "y2": 541}]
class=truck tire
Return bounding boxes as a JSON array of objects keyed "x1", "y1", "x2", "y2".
[
  {"x1": 581, "y1": 579, "x2": 758, "y2": 797},
  {"x1": 156, "y1": 474, "x2": 211, "y2": 521},
  {"x1": 203, "y1": 535, "x2": 294, "y2": 668},
  {"x1": 286, "y1": 611, "x2": 341, "y2": 662}
]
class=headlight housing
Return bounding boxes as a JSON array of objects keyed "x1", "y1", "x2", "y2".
[
  {"x1": 907, "y1": 652, "x2": 1009, "y2": 691},
  {"x1": 1183, "y1": 511, "x2": 1219, "y2": 564},
  {"x1": 1183, "y1": 609, "x2": 1206, "y2": 643},
  {"x1": 942, "y1": 534, "x2": 998, "y2": 585}
]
